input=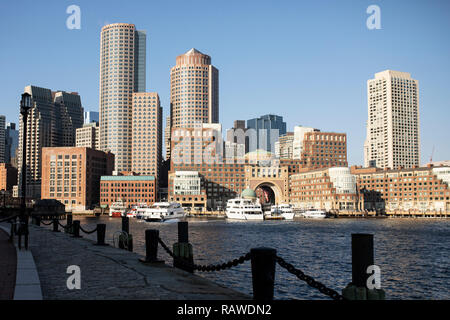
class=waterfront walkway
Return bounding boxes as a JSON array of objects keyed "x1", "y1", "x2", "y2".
[
  {"x1": 18, "y1": 224, "x2": 248, "y2": 300},
  {"x1": 0, "y1": 228, "x2": 16, "y2": 299}
]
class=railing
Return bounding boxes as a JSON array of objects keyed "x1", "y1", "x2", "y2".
[{"x1": 33, "y1": 217, "x2": 385, "y2": 300}]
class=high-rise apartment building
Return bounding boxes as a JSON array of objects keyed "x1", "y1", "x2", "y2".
[
  {"x1": 17, "y1": 85, "x2": 84, "y2": 199},
  {"x1": 5, "y1": 122, "x2": 19, "y2": 167},
  {"x1": 131, "y1": 92, "x2": 162, "y2": 180},
  {"x1": 164, "y1": 116, "x2": 171, "y2": 160},
  {"x1": 247, "y1": 114, "x2": 286, "y2": 153},
  {"x1": 364, "y1": 70, "x2": 420, "y2": 169},
  {"x1": 0, "y1": 115, "x2": 5, "y2": 163},
  {"x1": 76, "y1": 123, "x2": 99, "y2": 150},
  {"x1": 99, "y1": 23, "x2": 146, "y2": 172},
  {"x1": 167, "y1": 48, "x2": 219, "y2": 158}
]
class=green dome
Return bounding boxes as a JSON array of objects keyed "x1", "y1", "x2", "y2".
[{"x1": 241, "y1": 188, "x2": 257, "y2": 199}]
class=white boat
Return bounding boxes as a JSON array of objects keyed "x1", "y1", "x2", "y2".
[
  {"x1": 109, "y1": 200, "x2": 127, "y2": 218},
  {"x1": 301, "y1": 209, "x2": 327, "y2": 219},
  {"x1": 128, "y1": 203, "x2": 148, "y2": 218},
  {"x1": 141, "y1": 202, "x2": 186, "y2": 222},
  {"x1": 269, "y1": 204, "x2": 295, "y2": 220},
  {"x1": 226, "y1": 198, "x2": 264, "y2": 221}
]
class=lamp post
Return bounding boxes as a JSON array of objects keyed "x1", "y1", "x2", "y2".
[{"x1": 20, "y1": 92, "x2": 32, "y2": 218}]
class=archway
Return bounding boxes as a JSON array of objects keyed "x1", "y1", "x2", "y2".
[{"x1": 255, "y1": 183, "x2": 278, "y2": 212}]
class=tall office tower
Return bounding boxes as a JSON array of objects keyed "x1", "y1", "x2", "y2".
[
  {"x1": 247, "y1": 114, "x2": 286, "y2": 153},
  {"x1": 131, "y1": 92, "x2": 162, "y2": 180},
  {"x1": 84, "y1": 111, "x2": 99, "y2": 124},
  {"x1": 0, "y1": 115, "x2": 5, "y2": 163},
  {"x1": 17, "y1": 85, "x2": 83, "y2": 199},
  {"x1": 167, "y1": 48, "x2": 219, "y2": 158},
  {"x1": 99, "y1": 23, "x2": 146, "y2": 172},
  {"x1": 164, "y1": 116, "x2": 171, "y2": 160},
  {"x1": 364, "y1": 70, "x2": 420, "y2": 169},
  {"x1": 5, "y1": 122, "x2": 19, "y2": 167},
  {"x1": 226, "y1": 120, "x2": 249, "y2": 154}
]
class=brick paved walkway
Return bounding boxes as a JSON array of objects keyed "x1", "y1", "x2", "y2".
[
  {"x1": 28, "y1": 224, "x2": 249, "y2": 300},
  {"x1": 0, "y1": 228, "x2": 16, "y2": 300}
]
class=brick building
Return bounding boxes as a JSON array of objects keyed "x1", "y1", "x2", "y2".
[
  {"x1": 0, "y1": 163, "x2": 18, "y2": 192},
  {"x1": 41, "y1": 147, "x2": 114, "y2": 211}
]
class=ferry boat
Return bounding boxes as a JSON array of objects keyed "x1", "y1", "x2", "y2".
[
  {"x1": 301, "y1": 209, "x2": 327, "y2": 219},
  {"x1": 140, "y1": 202, "x2": 186, "y2": 222},
  {"x1": 127, "y1": 203, "x2": 148, "y2": 218},
  {"x1": 109, "y1": 200, "x2": 127, "y2": 218},
  {"x1": 226, "y1": 198, "x2": 264, "y2": 221},
  {"x1": 269, "y1": 204, "x2": 295, "y2": 220}
]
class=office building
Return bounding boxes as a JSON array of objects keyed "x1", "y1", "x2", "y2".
[
  {"x1": 299, "y1": 131, "x2": 348, "y2": 169},
  {"x1": 99, "y1": 23, "x2": 146, "y2": 172},
  {"x1": 275, "y1": 132, "x2": 294, "y2": 159},
  {"x1": 0, "y1": 115, "x2": 5, "y2": 163},
  {"x1": 131, "y1": 92, "x2": 162, "y2": 180},
  {"x1": 247, "y1": 114, "x2": 286, "y2": 152},
  {"x1": 17, "y1": 85, "x2": 84, "y2": 199},
  {"x1": 84, "y1": 111, "x2": 99, "y2": 124},
  {"x1": 5, "y1": 122, "x2": 19, "y2": 167},
  {"x1": 41, "y1": 147, "x2": 114, "y2": 211},
  {"x1": 76, "y1": 123, "x2": 99, "y2": 150},
  {"x1": 364, "y1": 70, "x2": 420, "y2": 169},
  {"x1": 0, "y1": 163, "x2": 17, "y2": 192}
]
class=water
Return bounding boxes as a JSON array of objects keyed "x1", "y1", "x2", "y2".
[{"x1": 60, "y1": 217, "x2": 450, "y2": 300}]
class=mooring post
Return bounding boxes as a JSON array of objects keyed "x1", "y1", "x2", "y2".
[
  {"x1": 250, "y1": 247, "x2": 277, "y2": 301},
  {"x1": 66, "y1": 213, "x2": 73, "y2": 234},
  {"x1": 35, "y1": 215, "x2": 41, "y2": 226},
  {"x1": 96, "y1": 224, "x2": 106, "y2": 245},
  {"x1": 173, "y1": 221, "x2": 194, "y2": 273},
  {"x1": 52, "y1": 218, "x2": 59, "y2": 232},
  {"x1": 122, "y1": 216, "x2": 129, "y2": 234},
  {"x1": 140, "y1": 229, "x2": 163, "y2": 263},
  {"x1": 72, "y1": 220, "x2": 81, "y2": 238},
  {"x1": 352, "y1": 233, "x2": 373, "y2": 288}
]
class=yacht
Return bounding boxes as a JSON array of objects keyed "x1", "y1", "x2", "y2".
[
  {"x1": 269, "y1": 204, "x2": 295, "y2": 220},
  {"x1": 301, "y1": 209, "x2": 327, "y2": 219},
  {"x1": 140, "y1": 202, "x2": 186, "y2": 222},
  {"x1": 109, "y1": 200, "x2": 127, "y2": 218},
  {"x1": 127, "y1": 203, "x2": 148, "y2": 218},
  {"x1": 226, "y1": 198, "x2": 264, "y2": 221}
]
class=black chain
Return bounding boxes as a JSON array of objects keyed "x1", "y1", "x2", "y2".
[
  {"x1": 40, "y1": 220, "x2": 53, "y2": 226},
  {"x1": 275, "y1": 255, "x2": 345, "y2": 300},
  {"x1": 79, "y1": 225, "x2": 98, "y2": 234},
  {"x1": 58, "y1": 221, "x2": 70, "y2": 230},
  {"x1": 158, "y1": 237, "x2": 251, "y2": 272}
]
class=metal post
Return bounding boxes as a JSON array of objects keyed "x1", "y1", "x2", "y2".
[
  {"x1": 72, "y1": 220, "x2": 81, "y2": 238},
  {"x1": 52, "y1": 218, "x2": 59, "y2": 232},
  {"x1": 96, "y1": 224, "x2": 106, "y2": 245},
  {"x1": 178, "y1": 221, "x2": 188, "y2": 243},
  {"x1": 122, "y1": 216, "x2": 129, "y2": 235},
  {"x1": 351, "y1": 233, "x2": 374, "y2": 288},
  {"x1": 66, "y1": 214, "x2": 73, "y2": 233},
  {"x1": 35, "y1": 215, "x2": 41, "y2": 226},
  {"x1": 140, "y1": 229, "x2": 163, "y2": 263},
  {"x1": 250, "y1": 247, "x2": 277, "y2": 300}
]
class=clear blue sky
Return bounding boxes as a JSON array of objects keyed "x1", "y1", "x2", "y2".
[{"x1": 1, "y1": 0, "x2": 449, "y2": 165}]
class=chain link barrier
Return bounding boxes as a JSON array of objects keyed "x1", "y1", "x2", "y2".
[
  {"x1": 40, "y1": 220, "x2": 53, "y2": 226},
  {"x1": 275, "y1": 255, "x2": 345, "y2": 300},
  {"x1": 79, "y1": 225, "x2": 98, "y2": 234}
]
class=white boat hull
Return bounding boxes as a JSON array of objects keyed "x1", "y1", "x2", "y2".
[
  {"x1": 281, "y1": 212, "x2": 295, "y2": 220},
  {"x1": 226, "y1": 212, "x2": 264, "y2": 221}
]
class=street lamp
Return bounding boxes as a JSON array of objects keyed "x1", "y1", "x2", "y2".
[{"x1": 20, "y1": 92, "x2": 32, "y2": 217}]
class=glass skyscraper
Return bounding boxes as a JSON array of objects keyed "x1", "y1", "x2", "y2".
[{"x1": 247, "y1": 114, "x2": 286, "y2": 153}]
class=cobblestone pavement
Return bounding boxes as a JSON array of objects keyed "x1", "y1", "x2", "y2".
[
  {"x1": 27, "y1": 224, "x2": 249, "y2": 300},
  {"x1": 0, "y1": 228, "x2": 16, "y2": 300}
]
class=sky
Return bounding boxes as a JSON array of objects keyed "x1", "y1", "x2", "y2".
[{"x1": 1, "y1": 0, "x2": 449, "y2": 165}]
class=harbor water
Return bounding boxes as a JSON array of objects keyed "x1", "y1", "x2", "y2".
[{"x1": 61, "y1": 217, "x2": 449, "y2": 300}]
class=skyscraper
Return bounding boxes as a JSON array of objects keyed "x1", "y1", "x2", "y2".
[
  {"x1": 99, "y1": 23, "x2": 146, "y2": 172},
  {"x1": 17, "y1": 85, "x2": 83, "y2": 199},
  {"x1": 247, "y1": 114, "x2": 286, "y2": 153},
  {"x1": 0, "y1": 115, "x2": 5, "y2": 163},
  {"x1": 131, "y1": 92, "x2": 162, "y2": 180},
  {"x1": 167, "y1": 48, "x2": 219, "y2": 158},
  {"x1": 84, "y1": 111, "x2": 99, "y2": 124},
  {"x1": 5, "y1": 122, "x2": 19, "y2": 167},
  {"x1": 364, "y1": 70, "x2": 420, "y2": 169}
]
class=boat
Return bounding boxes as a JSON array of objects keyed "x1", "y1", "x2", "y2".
[
  {"x1": 109, "y1": 200, "x2": 127, "y2": 217},
  {"x1": 268, "y1": 204, "x2": 295, "y2": 220},
  {"x1": 226, "y1": 198, "x2": 264, "y2": 221},
  {"x1": 127, "y1": 203, "x2": 148, "y2": 218},
  {"x1": 301, "y1": 209, "x2": 327, "y2": 219},
  {"x1": 140, "y1": 202, "x2": 186, "y2": 222}
]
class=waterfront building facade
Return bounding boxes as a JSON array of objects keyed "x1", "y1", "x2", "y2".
[
  {"x1": 167, "y1": 48, "x2": 219, "y2": 158},
  {"x1": 99, "y1": 23, "x2": 146, "y2": 172},
  {"x1": 76, "y1": 123, "x2": 99, "y2": 150},
  {"x1": 352, "y1": 165, "x2": 450, "y2": 212},
  {"x1": 290, "y1": 167, "x2": 358, "y2": 211},
  {"x1": 168, "y1": 171, "x2": 207, "y2": 209},
  {"x1": 299, "y1": 131, "x2": 348, "y2": 169},
  {"x1": 100, "y1": 174, "x2": 156, "y2": 208},
  {"x1": 17, "y1": 85, "x2": 84, "y2": 199},
  {"x1": 131, "y1": 92, "x2": 162, "y2": 180},
  {"x1": 364, "y1": 70, "x2": 420, "y2": 169},
  {"x1": 41, "y1": 147, "x2": 114, "y2": 211}
]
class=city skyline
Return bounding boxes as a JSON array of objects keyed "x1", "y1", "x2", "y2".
[{"x1": 1, "y1": 0, "x2": 450, "y2": 166}]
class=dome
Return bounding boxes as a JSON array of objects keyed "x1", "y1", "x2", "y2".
[{"x1": 241, "y1": 187, "x2": 257, "y2": 199}]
